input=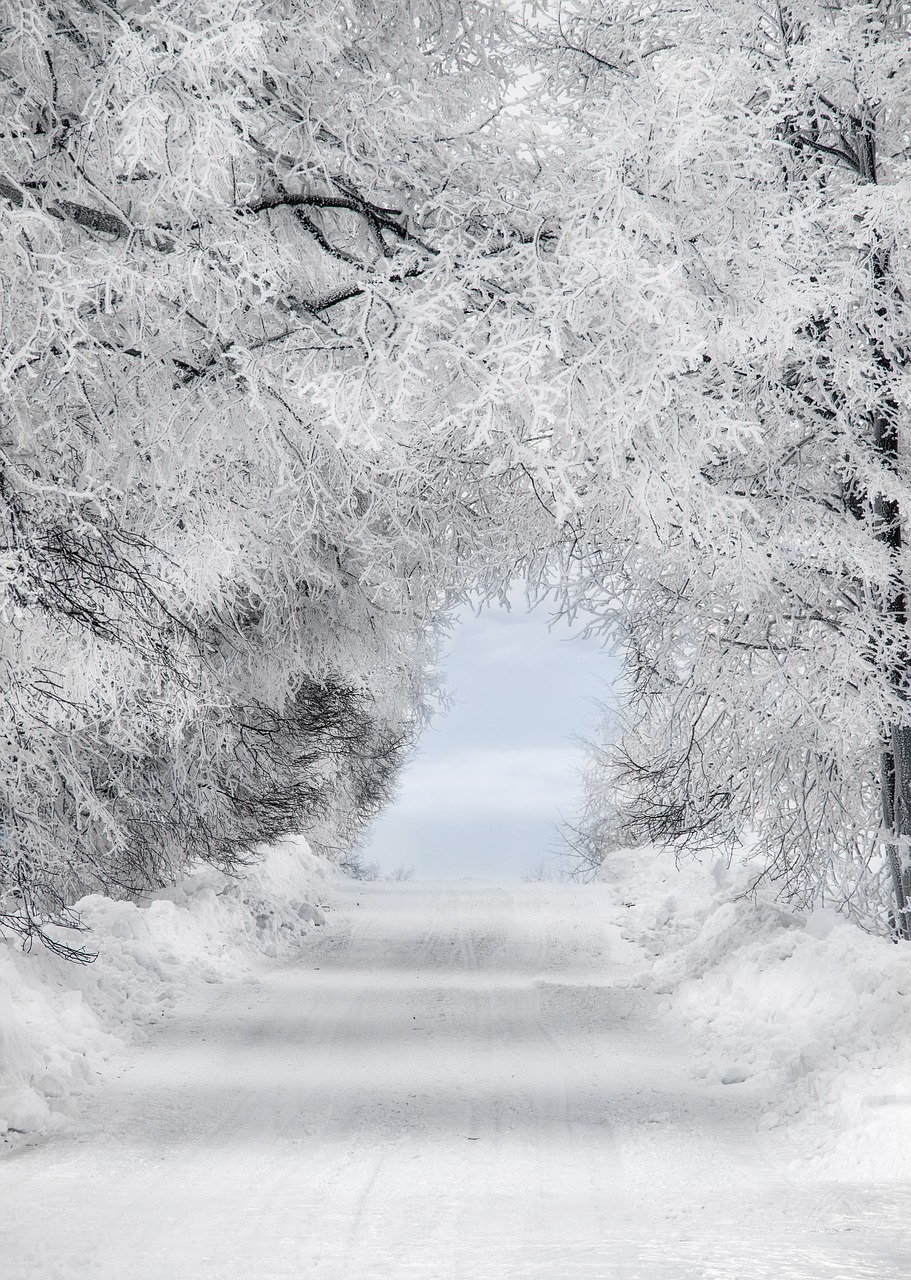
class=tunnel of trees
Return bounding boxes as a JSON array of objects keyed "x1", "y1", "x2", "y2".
[{"x1": 2, "y1": 0, "x2": 911, "y2": 953}]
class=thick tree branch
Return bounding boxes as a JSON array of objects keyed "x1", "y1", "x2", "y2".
[
  {"x1": 242, "y1": 190, "x2": 438, "y2": 255},
  {"x1": 0, "y1": 174, "x2": 130, "y2": 237}
]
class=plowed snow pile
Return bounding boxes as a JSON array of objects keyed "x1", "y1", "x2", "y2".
[
  {"x1": 0, "y1": 838, "x2": 335, "y2": 1140},
  {"x1": 599, "y1": 844, "x2": 911, "y2": 1182}
]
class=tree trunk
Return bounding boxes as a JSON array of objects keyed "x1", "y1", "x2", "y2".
[
  {"x1": 882, "y1": 739, "x2": 911, "y2": 938},
  {"x1": 849, "y1": 100, "x2": 911, "y2": 935}
]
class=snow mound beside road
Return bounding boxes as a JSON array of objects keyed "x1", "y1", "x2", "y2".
[
  {"x1": 600, "y1": 844, "x2": 911, "y2": 1181},
  {"x1": 0, "y1": 838, "x2": 336, "y2": 1141}
]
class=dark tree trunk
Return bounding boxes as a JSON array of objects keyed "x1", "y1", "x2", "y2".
[
  {"x1": 855, "y1": 116, "x2": 911, "y2": 935},
  {"x1": 882, "y1": 737, "x2": 911, "y2": 938}
]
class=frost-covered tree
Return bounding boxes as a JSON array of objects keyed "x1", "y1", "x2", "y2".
[
  {"x1": 324, "y1": 0, "x2": 911, "y2": 926},
  {"x1": 7, "y1": 0, "x2": 910, "y2": 949},
  {"x1": 0, "y1": 0, "x2": 530, "y2": 951},
  {"x1": 512, "y1": 1, "x2": 911, "y2": 929}
]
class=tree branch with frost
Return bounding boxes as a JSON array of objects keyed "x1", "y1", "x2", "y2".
[
  {"x1": 241, "y1": 189, "x2": 438, "y2": 256},
  {"x1": 0, "y1": 174, "x2": 131, "y2": 238}
]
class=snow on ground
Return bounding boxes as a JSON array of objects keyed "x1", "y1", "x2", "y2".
[
  {"x1": 0, "y1": 837, "x2": 336, "y2": 1141},
  {"x1": 2, "y1": 870, "x2": 911, "y2": 1278},
  {"x1": 597, "y1": 844, "x2": 911, "y2": 1185}
]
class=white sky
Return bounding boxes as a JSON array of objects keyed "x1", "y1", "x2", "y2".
[{"x1": 363, "y1": 599, "x2": 620, "y2": 879}]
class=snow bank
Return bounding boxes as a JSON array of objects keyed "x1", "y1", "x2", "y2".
[
  {"x1": 600, "y1": 844, "x2": 911, "y2": 1182},
  {"x1": 0, "y1": 838, "x2": 337, "y2": 1142}
]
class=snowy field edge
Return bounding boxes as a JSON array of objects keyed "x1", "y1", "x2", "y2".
[
  {"x1": 0, "y1": 838, "x2": 338, "y2": 1143},
  {"x1": 598, "y1": 844, "x2": 911, "y2": 1183}
]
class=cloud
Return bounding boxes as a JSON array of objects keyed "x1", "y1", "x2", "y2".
[
  {"x1": 448, "y1": 599, "x2": 592, "y2": 674},
  {"x1": 393, "y1": 746, "x2": 583, "y2": 818}
]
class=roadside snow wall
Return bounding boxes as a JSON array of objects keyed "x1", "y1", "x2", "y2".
[
  {"x1": 600, "y1": 844, "x2": 911, "y2": 1183},
  {"x1": 0, "y1": 837, "x2": 336, "y2": 1142}
]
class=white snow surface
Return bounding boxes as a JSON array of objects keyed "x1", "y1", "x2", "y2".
[
  {"x1": 600, "y1": 844, "x2": 911, "y2": 1186},
  {"x1": 1, "y1": 844, "x2": 910, "y2": 1277},
  {"x1": 0, "y1": 837, "x2": 335, "y2": 1141}
]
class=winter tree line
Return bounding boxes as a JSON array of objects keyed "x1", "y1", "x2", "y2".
[{"x1": 1, "y1": 0, "x2": 910, "y2": 954}]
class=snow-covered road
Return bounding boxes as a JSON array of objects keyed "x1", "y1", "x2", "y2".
[{"x1": 2, "y1": 880, "x2": 910, "y2": 1279}]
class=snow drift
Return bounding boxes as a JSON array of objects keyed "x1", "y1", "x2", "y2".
[
  {"x1": 599, "y1": 843, "x2": 911, "y2": 1182},
  {"x1": 0, "y1": 838, "x2": 336, "y2": 1141}
]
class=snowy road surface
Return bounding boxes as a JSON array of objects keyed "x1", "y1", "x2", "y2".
[{"x1": 2, "y1": 880, "x2": 910, "y2": 1279}]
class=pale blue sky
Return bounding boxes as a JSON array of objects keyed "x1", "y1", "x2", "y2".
[{"x1": 364, "y1": 600, "x2": 620, "y2": 879}]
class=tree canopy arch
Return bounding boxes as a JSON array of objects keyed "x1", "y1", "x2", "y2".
[{"x1": 3, "y1": 0, "x2": 911, "y2": 951}]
